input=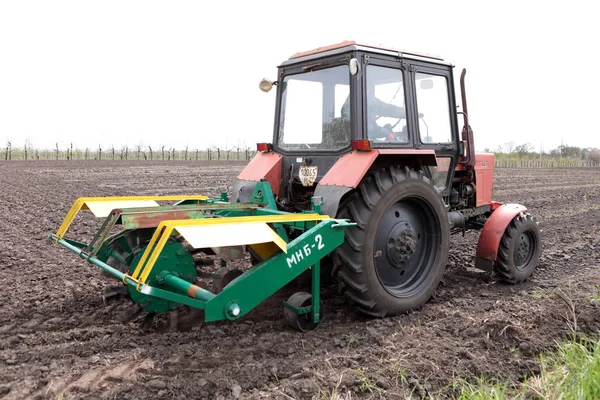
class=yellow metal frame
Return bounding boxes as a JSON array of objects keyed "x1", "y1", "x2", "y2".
[
  {"x1": 54, "y1": 195, "x2": 209, "y2": 239},
  {"x1": 129, "y1": 214, "x2": 330, "y2": 285}
]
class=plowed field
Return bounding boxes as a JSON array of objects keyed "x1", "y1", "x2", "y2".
[{"x1": 1, "y1": 161, "x2": 599, "y2": 399}]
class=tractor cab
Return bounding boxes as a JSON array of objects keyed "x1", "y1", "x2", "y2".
[
  {"x1": 238, "y1": 41, "x2": 468, "y2": 215},
  {"x1": 271, "y1": 41, "x2": 457, "y2": 153}
]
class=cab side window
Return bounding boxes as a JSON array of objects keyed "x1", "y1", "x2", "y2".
[{"x1": 415, "y1": 73, "x2": 452, "y2": 144}]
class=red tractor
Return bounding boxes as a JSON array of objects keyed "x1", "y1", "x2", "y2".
[{"x1": 232, "y1": 40, "x2": 542, "y2": 317}]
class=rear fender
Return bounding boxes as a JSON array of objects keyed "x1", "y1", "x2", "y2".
[
  {"x1": 232, "y1": 152, "x2": 282, "y2": 203},
  {"x1": 316, "y1": 149, "x2": 438, "y2": 217},
  {"x1": 475, "y1": 203, "x2": 527, "y2": 271}
]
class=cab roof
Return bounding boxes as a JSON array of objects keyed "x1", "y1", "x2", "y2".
[{"x1": 281, "y1": 40, "x2": 451, "y2": 67}]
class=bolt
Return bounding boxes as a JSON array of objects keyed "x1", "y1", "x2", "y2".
[{"x1": 228, "y1": 304, "x2": 241, "y2": 318}]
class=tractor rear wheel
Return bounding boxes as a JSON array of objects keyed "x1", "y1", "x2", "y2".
[
  {"x1": 494, "y1": 213, "x2": 541, "y2": 284},
  {"x1": 336, "y1": 166, "x2": 449, "y2": 317}
]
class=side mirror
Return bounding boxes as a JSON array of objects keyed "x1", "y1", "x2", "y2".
[{"x1": 420, "y1": 79, "x2": 434, "y2": 89}]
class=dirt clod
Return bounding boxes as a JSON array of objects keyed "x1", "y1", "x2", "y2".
[
  {"x1": 146, "y1": 379, "x2": 167, "y2": 390},
  {"x1": 231, "y1": 384, "x2": 242, "y2": 398}
]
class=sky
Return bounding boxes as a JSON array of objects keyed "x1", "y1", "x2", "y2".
[{"x1": 1, "y1": 0, "x2": 598, "y2": 153}]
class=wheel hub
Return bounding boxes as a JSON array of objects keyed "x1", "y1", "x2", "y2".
[
  {"x1": 386, "y1": 222, "x2": 417, "y2": 265},
  {"x1": 514, "y1": 232, "x2": 533, "y2": 269}
]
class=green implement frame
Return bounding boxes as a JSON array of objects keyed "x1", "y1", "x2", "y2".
[{"x1": 49, "y1": 182, "x2": 355, "y2": 328}]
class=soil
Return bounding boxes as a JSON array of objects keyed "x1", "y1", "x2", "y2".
[{"x1": 1, "y1": 161, "x2": 600, "y2": 400}]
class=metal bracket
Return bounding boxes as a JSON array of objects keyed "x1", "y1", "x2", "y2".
[{"x1": 282, "y1": 301, "x2": 312, "y2": 315}]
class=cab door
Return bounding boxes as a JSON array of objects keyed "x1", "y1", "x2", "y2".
[{"x1": 407, "y1": 63, "x2": 460, "y2": 195}]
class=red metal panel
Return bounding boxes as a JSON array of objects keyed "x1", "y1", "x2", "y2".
[
  {"x1": 475, "y1": 153, "x2": 495, "y2": 206},
  {"x1": 475, "y1": 203, "x2": 527, "y2": 270},
  {"x1": 319, "y1": 149, "x2": 438, "y2": 188},
  {"x1": 319, "y1": 150, "x2": 378, "y2": 187},
  {"x1": 237, "y1": 152, "x2": 283, "y2": 196}
]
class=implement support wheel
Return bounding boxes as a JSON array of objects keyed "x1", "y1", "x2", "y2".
[
  {"x1": 336, "y1": 166, "x2": 449, "y2": 317},
  {"x1": 284, "y1": 292, "x2": 322, "y2": 332}
]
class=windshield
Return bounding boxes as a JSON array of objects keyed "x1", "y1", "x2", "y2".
[{"x1": 278, "y1": 65, "x2": 350, "y2": 151}]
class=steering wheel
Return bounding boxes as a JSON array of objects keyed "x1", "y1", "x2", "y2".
[{"x1": 389, "y1": 116, "x2": 403, "y2": 130}]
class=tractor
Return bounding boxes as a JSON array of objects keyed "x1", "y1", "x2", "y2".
[{"x1": 49, "y1": 41, "x2": 541, "y2": 331}]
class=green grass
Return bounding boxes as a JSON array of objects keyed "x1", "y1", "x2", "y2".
[
  {"x1": 587, "y1": 285, "x2": 600, "y2": 304},
  {"x1": 453, "y1": 334, "x2": 600, "y2": 399},
  {"x1": 451, "y1": 377, "x2": 515, "y2": 400},
  {"x1": 525, "y1": 336, "x2": 600, "y2": 399}
]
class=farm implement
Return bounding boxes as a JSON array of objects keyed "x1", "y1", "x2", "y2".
[
  {"x1": 49, "y1": 41, "x2": 542, "y2": 332},
  {"x1": 49, "y1": 184, "x2": 353, "y2": 331}
]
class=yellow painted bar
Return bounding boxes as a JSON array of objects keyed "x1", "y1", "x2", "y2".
[
  {"x1": 130, "y1": 225, "x2": 167, "y2": 279},
  {"x1": 131, "y1": 214, "x2": 330, "y2": 284},
  {"x1": 54, "y1": 195, "x2": 209, "y2": 239},
  {"x1": 139, "y1": 226, "x2": 174, "y2": 284},
  {"x1": 248, "y1": 242, "x2": 280, "y2": 261}
]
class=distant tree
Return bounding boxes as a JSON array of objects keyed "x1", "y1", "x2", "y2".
[
  {"x1": 24, "y1": 139, "x2": 32, "y2": 160},
  {"x1": 587, "y1": 149, "x2": 600, "y2": 163},
  {"x1": 505, "y1": 141, "x2": 515, "y2": 154},
  {"x1": 559, "y1": 145, "x2": 581, "y2": 158},
  {"x1": 515, "y1": 143, "x2": 533, "y2": 157}
]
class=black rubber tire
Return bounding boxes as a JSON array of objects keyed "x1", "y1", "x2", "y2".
[
  {"x1": 494, "y1": 213, "x2": 541, "y2": 284},
  {"x1": 284, "y1": 292, "x2": 322, "y2": 332},
  {"x1": 336, "y1": 166, "x2": 449, "y2": 317}
]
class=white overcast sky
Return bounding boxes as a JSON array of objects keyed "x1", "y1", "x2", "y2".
[{"x1": 0, "y1": 0, "x2": 598, "y2": 153}]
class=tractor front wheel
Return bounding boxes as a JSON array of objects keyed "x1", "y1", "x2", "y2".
[{"x1": 336, "y1": 166, "x2": 449, "y2": 317}]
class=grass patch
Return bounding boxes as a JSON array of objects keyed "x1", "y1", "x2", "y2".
[
  {"x1": 451, "y1": 376, "x2": 516, "y2": 400},
  {"x1": 452, "y1": 334, "x2": 600, "y2": 399},
  {"x1": 525, "y1": 335, "x2": 600, "y2": 399},
  {"x1": 586, "y1": 284, "x2": 600, "y2": 304}
]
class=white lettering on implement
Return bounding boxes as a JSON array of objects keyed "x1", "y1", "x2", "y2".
[
  {"x1": 286, "y1": 254, "x2": 297, "y2": 268},
  {"x1": 286, "y1": 235, "x2": 327, "y2": 268}
]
